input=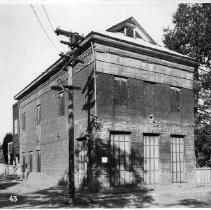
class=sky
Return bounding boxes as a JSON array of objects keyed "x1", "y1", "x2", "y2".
[{"x1": 0, "y1": 0, "x2": 183, "y2": 143}]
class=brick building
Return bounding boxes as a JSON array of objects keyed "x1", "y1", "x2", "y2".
[
  {"x1": 0, "y1": 144, "x2": 4, "y2": 164},
  {"x1": 12, "y1": 102, "x2": 20, "y2": 164},
  {"x1": 14, "y1": 17, "x2": 198, "y2": 188}
]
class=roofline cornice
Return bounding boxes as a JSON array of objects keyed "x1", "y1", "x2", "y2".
[{"x1": 89, "y1": 32, "x2": 199, "y2": 68}]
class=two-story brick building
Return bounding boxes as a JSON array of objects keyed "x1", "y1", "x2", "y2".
[{"x1": 14, "y1": 17, "x2": 198, "y2": 188}]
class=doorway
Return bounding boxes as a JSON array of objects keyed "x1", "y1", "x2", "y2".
[
  {"x1": 144, "y1": 134, "x2": 159, "y2": 184},
  {"x1": 110, "y1": 132, "x2": 130, "y2": 186},
  {"x1": 171, "y1": 136, "x2": 184, "y2": 183}
]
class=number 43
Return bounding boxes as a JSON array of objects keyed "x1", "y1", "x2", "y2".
[{"x1": 9, "y1": 195, "x2": 18, "y2": 202}]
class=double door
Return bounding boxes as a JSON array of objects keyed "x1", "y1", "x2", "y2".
[
  {"x1": 144, "y1": 135, "x2": 159, "y2": 184},
  {"x1": 144, "y1": 135, "x2": 184, "y2": 184}
]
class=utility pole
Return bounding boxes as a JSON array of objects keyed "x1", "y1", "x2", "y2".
[
  {"x1": 67, "y1": 66, "x2": 75, "y2": 203},
  {"x1": 54, "y1": 28, "x2": 84, "y2": 203}
]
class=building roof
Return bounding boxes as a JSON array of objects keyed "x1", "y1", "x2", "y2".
[
  {"x1": 96, "y1": 30, "x2": 191, "y2": 60},
  {"x1": 14, "y1": 17, "x2": 198, "y2": 100},
  {"x1": 106, "y1": 16, "x2": 156, "y2": 45}
]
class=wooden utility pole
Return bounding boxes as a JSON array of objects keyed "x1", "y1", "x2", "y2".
[
  {"x1": 67, "y1": 65, "x2": 75, "y2": 203},
  {"x1": 55, "y1": 28, "x2": 84, "y2": 203}
]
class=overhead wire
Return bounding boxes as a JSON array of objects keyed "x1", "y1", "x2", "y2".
[
  {"x1": 41, "y1": 4, "x2": 55, "y2": 34},
  {"x1": 41, "y1": 4, "x2": 65, "y2": 51},
  {"x1": 30, "y1": 4, "x2": 61, "y2": 52}
]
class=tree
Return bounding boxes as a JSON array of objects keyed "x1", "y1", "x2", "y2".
[
  {"x1": 2, "y1": 133, "x2": 13, "y2": 164},
  {"x1": 163, "y1": 3, "x2": 211, "y2": 167}
]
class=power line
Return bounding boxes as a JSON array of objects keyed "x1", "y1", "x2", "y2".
[
  {"x1": 41, "y1": 4, "x2": 65, "y2": 51},
  {"x1": 30, "y1": 4, "x2": 60, "y2": 52},
  {"x1": 41, "y1": 4, "x2": 55, "y2": 33}
]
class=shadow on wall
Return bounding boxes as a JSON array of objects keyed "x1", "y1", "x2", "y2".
[
  {"x1": 58, "y1": 169, "x2": 68, "y2": 187},
  {"x1": 79, "y1": 69, "x2": 147, "y2": 192},
  {"x1": 76, "y1": 137, "x2": 154, "y2": 208},
  {"x1": 56, "y1": 70, "x2": 96, "y2": 190},
  {"x1": 78, "y1": 137, "x2": 146, "y2": 192},
  {"x1": 57, "y1": 69, "x2": 152, "y2": 202}
]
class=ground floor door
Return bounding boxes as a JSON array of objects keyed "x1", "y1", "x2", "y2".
[
  {"x1": 22, "y1": 153, "x2": 26, "y2": 172},
  {"x1": 110, "y1": 133, "x2": 130, "y2": 186},
  {"x1": 144, "y1": 135, "x2": 159, "y2": 184},
  {"x1": 171, "y1": 136, "x2": 184, "y2": 183},
  {"x1": 36, "y1": 150, "x2": 41, "y2": 172},
  {"x1": 78, "y1": 141, "x2": 88, "y2": 186}
]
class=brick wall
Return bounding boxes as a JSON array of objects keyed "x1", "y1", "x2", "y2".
[
  {"x1": 93, "y1": 42, "x2": 195, "y2": 186},
  {"x1": 73, "y1": 47, "x2": 95, "y2": 188},
  {"x1": 18, "y1": 70, "x2": 69, "y2": 182},
  {"x1": 95, "y1": 73, "x2": 195, "y2": 186}
]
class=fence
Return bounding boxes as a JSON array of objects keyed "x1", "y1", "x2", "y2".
[
  {"x1": 0, "y1": 163, "x2": 21, "y2": 177},
  {"x1": 195, "y1": 167, "x2": 211, "y2": 184}
]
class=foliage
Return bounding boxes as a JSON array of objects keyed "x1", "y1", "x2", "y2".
[
  {"x1": 195, "y1": 124, "x2": 211, "y2": 167},
  {"x1": 163, "y1": 4, "x2": 211, "y2": 64},
  {"x1": 163, "y1": 3, "x2": 211, "y2": 166},
  {"x1": 2, "y1": 133, "x2": 13, "y2": 164}
]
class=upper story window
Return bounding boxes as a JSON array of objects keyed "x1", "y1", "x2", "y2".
[
  {"x1": 37, "y1": 105, "x2": 41, "y2": 125},
  {"x1": 124, "y1": 27, "x2": 135, "y2": 38},
  {"x1": 114, "y1": 76, "x2": 128, "y2": 106},
  {"x1": 22, "y1": 113, "x2": 26, "y2": 131},
  {"x1": 59, "y1": 92, "x2": 65, "y2": 116},
  {"x1": 170, "y1": 86, "x2": 181, "y2": 112},
  {"x1": 14, "y1": 119, "x2": 18, "y2": 135}
]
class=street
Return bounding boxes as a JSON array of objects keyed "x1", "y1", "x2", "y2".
[{"x1": 1, "y1": 179, "x2": 211, "y2": 208}]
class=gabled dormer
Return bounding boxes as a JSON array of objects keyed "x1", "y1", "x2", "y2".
[{"x1": 106, "y1": 16, "x2": 156, "y2": 45}]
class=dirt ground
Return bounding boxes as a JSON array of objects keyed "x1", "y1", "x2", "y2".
[{"x1": 1, "y1": 178, "x2": 211, "y2": 208}]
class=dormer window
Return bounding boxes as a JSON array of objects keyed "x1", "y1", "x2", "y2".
[
  {"x1": 106, "y1": 17, "x2": 156, "y2": 44},
  {"x1": 124, "y1": 27, "x2": 135, "y2": 38}
]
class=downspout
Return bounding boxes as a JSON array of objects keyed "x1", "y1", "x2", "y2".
[{"x1": 91, "y1": 41, "x2": 97, "y2": 117}]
